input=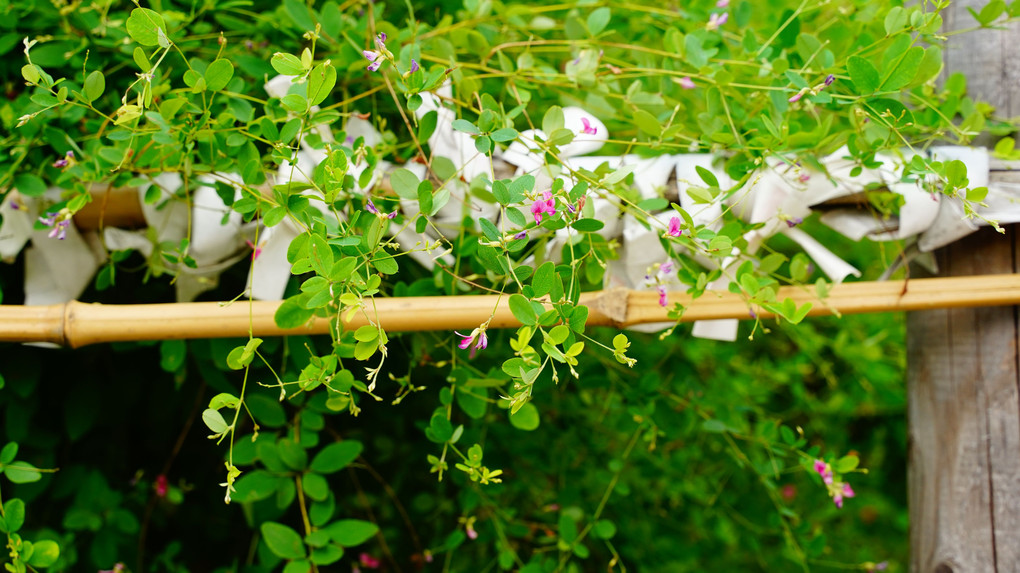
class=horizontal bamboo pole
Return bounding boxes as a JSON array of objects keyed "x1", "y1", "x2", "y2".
[{"x1": 1, "y1": 274, "x2": 1018, "y2": 348}]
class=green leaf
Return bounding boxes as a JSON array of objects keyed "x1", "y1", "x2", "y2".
[
  {"x1": 126, "y1": 8, "x2": 168, "y2": 47},
  {"x1": 261, "y1": 522, "x2": 306, "y2": 560},
  {"x1": 83, "y1": 70, "x2": 105, "y2": 102},
  {"x1": 846, "y1": 56, "x2": 880, "y2": 93},
  {"x1": 13, "y1": 174, "x2": 46, "y2": 197},
  {"x1": 592, "y1": 519, "x2": 617, "y2": 540},
  {"x1": 490, "y1": 127, "x2": 518, "y2": 142},
  {"x1": 633, "y1": 109, "x2": 662, "y2": 137},
  {"x1": 271, "y1": 52, "x2": 306, "y2": 76},
  {"x1": 572, "y1": 218, "x2": 604, "y2": 233},
  {"x1": 702, "y1": 419, "x2": 728, "y2": 433},
  {"x1": 451, "y1": 119, "x2": 480, "y2": 134},
  {"x1": 230, "y1": 470, "x2": 281, "y2": 503},
  {"x1": 3, "y1": 462, "x2": 41, "y2": 484},
  {"x1": 509, "y1": 294, "x2": 537, "y2": 326},
  {"x1": 390, "y1": 168, "x2": 421, "y2": 200},
  {"x1": 696, "y1": 165, "x2": 719, "y2": 187},
  {"x1": 1, "y1": 499, "x2": 24, "y2": 533},
  {"x1": 835, "y1": 455, "x2": 860, "y2": 473},
  {"x1": 327, "y1": 519, "x2": 379, "y2": 547},
  {"x1": 587, "y1": 7, "x2": 611, "y2": 35},
  {"x1": 284, "y1": 0, "x2": 317, "y2": 30},
  {"x1": 307, "y1": 62, "x2": 337, "y2": 106},
  {"x1": 302, "y1": 472, "x2": 329, "y2": 501},
  {"x1": 202, "y1": 409, "x2": 229, "y2": 434},
  {"x1": 509, "y1": 402, "x2": 540, "y2": 430},
  {"x1": 308, "y1": 234, "x2": 333, "y2": 276},
  {"x1": 275, "y1": 297, "x2": 315, "y2": 329},
  {"x1": 542, "y1": 106, "x2": 564, "y2": 134},
  {"x1": 879, "y1": 46, "x2": 923, "y2": 91},
  {"x1": 0, "y1": 443, "x2": 16, "y2": 465},
  {"x1": 204, "y1": 59, "x2": 234, "y2": 92},
  {"x1": 309, "y1": 441, "x2": 363, "y2": 474},
  {"x1": 27, "y1": 539, "x2": 59, "y2": 568},
  {"x1": 531, "y1": 262, "x2": 555, "y2": 298}
]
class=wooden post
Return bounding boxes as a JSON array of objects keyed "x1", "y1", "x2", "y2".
[{"x1": 907, "y1": 3, "x2": 1020, "y2": 570}]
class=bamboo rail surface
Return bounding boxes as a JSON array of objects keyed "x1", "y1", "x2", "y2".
[{"x1": 1, "y1": 274, "x2": 1018, "y2": 347}]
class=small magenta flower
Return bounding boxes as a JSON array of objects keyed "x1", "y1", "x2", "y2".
[
  {"x1": 716, "y1": 0, "x2": 729, "y2": 6},
  {"x1": 798, "y1": 172, "x2": 811, "y2": 183},
  {"x1": 52, "y1": 150, "x2": 74, "y2": 168},
  {"x1": 456, "y1": 326, "x2": 488, "y2": 358},
  {"x1": 245, "y1": 239, "x2": 263, "y2": 261},
  {"x1": 530, "y1": 191, "x2": 556, "y2": 223},
  {"x1": 359, "y1": 553, "x2": 381, "y2": 569},
  {"x1": 789, "y1": 89, "x2": 806, "y2": 103},
  {"x1": 657, "y1": 285, "x2": 668, "y2": 308},
  {"x1": 707, "y1": 12, "x2": 728, "y2": 30},
  {"x1": 660, "y1": 260, "x2": 674, "y2": 275},
  {"x1": 155, "y1": 475, "x2": 169, "y2": 498},
  {"x1": 678, "y1": 76, "x2": 696, "y2": 89},
  {"x1": 579, "y1": 117, "x2": 597, "y2": 136},
  {"x1": 813, "y1": 459, "x2": 834, "y2": 485},
  {"x1": 667, "y1": 216, "x2": 682, "y2": 237},
  {"x1": 467, "y1": 523, "x2": 478, "y2": 540},
  {"x1": 833, "y1": 482, "x2": 855, "y2": 508}
]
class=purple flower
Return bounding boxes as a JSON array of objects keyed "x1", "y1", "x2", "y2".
[
  {"x1": 49, "y1": 219, "x2": 69, "y2": 240},
  {"x1": 667, "y1": 216, "x2": 682, "y2": 237},
  {"x1": 365, "y1": 199, "x2": 397, "y2": 219},
  {"x1": 677, "y1": 76, "x2": 696, "y2": 89},
  {"x1": 660, "y1": 260, "x2": 674, "y2": 275},
  {"x1": 38, "y1": 212, "x2": 58, "y2": 227},
  {"x1": 657, "y1": 285, "x2": 668, "y2": 308},
  {"x1": 514, "y1": 230, "x2": 528, "y2": 240},
  {"x1": 409, "y1": 59, "x2": 419, "y2": 73},
  {"x1": 825, "y1": 74, "x2": 835, "y2": 86},
  {"x1": 785, "y1": 217, "x2": 803, "y2": 228},
  {"x1": 707, "y1": 12, "x2": 728, "y2": 30},
  {"x1": 9, "y1": 200, "x2": 24, "y2": 211},
  {"x1": 530, "y1": 191, "x2": 556, "y2": 223},
  {"x1": 53, "y1": 150, "x2": 74, "y2": 168},
  {"x1": 579, "y1": 117, "x2": 597, "y2": 136}
]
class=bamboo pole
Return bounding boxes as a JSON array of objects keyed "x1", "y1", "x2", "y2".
[{"x1": 2, "y1": 274, "x2": 1018, "y2": 347}]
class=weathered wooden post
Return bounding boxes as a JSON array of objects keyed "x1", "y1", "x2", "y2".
[{"x1": 907, "y1": 2, "x2": 1020, "y2": 570}]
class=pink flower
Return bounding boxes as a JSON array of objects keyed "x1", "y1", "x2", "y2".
[
  {"x1": 579, "y1": 117, "x2": 597, "y2": 136},
  {"x1": 667, "y1": 216, "x2": 682, "y2": 237},
  {"x1": 466, "y1": 523, "x2": 478, "y2": 540},
  {"x1": 245, "y1": 239, "x2": 263, "y2": 261},
  {"x1": 456, "y1": 327, "x2": 488, "y2": 357},
  {"x1": 788, "y1": 90, "x2": 805, "y2": 103},
  {"x1": 833, "y1": 482, "x2": 854, "y2": 508},
  {"x1": 707, "y1": 12, "x2": 728, "y2": 30},
  {"x1": 660, "y1": 261, "x2": 674, "y2": 275},
  {"x1": 716, "y1": 0, "x2": 729, "y2": 6},
  {"x1": 657, "y1": 285, "x2": 668, "y2": 308},
  {"x1": 155, "y1": 474, "x2": 169, "y2": 498},
  {"x1": 813, "y1": 459, "x2": 834, "y2": 485},
  {"x1": 530, "y1": 191, "x2": 556, "y2": 223},
  {"x1": 677, "y1": 76, "x2": 696, "y2": 89},
  {"x1": 359, "y1": 553, "x2": 381, "y2": 569}
]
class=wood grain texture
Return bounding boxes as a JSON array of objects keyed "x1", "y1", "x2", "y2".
[{"x1": 907, "y1": 227, "x2": 1020, "y2": 572}]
